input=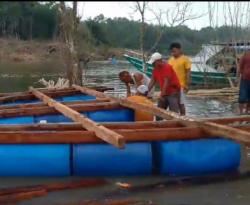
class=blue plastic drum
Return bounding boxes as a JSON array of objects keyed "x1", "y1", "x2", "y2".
[
  {"x1": 0, "y1": 145, "x2": 70, "y2": 176},
  {"x1": 87, "y1": 109, "x2": 134, "y2": 122},
  {"x1": 73, "y1": 143, "x2": 152, "y2": 176},
  {"x1": 0, "y1": 116, "x2": 34, "y2": 124},
  {"x1": 153, "y1": 138, "x2": 241, "y2": 176},
  {"x1": 61, "y1": 94, "x2": 96, "y2": 102}
]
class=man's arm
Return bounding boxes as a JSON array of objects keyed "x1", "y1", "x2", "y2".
[
  {"x1": 148, "y1": 77, "x2": 156, "y2": 93},
  {"x1": 134, "y1": 73, "x2": 144, "y2": 86},
  {"x1": 125, "y1": 83, "x2": 131, "y2": 97},
  {"x1": 185, "y1": 69, "x2": 191, "y2": 92},
  {"x1": 184, "y1": 57, "x2": 192, "y2": 92}
]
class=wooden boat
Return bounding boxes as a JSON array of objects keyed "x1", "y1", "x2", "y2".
[
  {"x1": 0, "y1": 85, "x2": 249, "y2": 177},
  {"x1": 124, "y1": 54, "x2": 236, "y2": 88}
]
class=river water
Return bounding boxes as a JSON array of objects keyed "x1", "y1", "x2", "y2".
[
  {"x1": 0, "y1": 60, "x2": 238, "y2": 118},
  {"x1": 0, "y1": 60, "x2": 249, "y2": 205}
]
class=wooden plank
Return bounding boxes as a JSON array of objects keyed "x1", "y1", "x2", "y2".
[
  {"x1": 0, "y1": 127, "x2": 207, "y2": 144},
  {"x1": 0, "y1": 179, "x2": 107, "y2": 196},
  {"x1": 0, "y1": 116, "x2": 249, "y2": 132},
  {"x1": 29, "y1": 87, "x2": 125, "y2": 148},
  {"x1": 0, "y1": 179, "x2": 107, "y2": 204},
  {"x1": 72, "y1": 85, "x2": 250, "y2": 145},
  {"x1": 0, "y1": 190, "x2": 47, "y2": 204},
  {"x1": 0, "y1": 98, "x2": 110, "y2": 110},
  {"x1": 0, "y1": 86, "x2": 111, "y2": 104},
  {"x1": 0, "y1": 102, "x2": 121, "y2": 118},
  {"x1": 0, "y1": 121, "x2": 182, "y2": 131}
]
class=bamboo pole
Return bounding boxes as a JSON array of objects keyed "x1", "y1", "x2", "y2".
[
  {"x1": 29, "y1": 87, "x2": 125, "y2": 148},
  {"x1": 72, "y1": 85, "x2": 250, "y2": 145}
]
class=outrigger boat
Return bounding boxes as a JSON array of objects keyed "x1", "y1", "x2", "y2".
[
  {"x1": 0, "y1": 85, "x2": 249, "y2": 177},
  {"x1": 124, "y1": 42, "x2": 250, "y2": 88}
]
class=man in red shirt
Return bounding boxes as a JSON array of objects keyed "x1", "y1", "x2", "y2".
[
  {"x1": 148, "y1": 52, "x2": 181, "y2": 120},
  {"x1": 238, "y1": 51, "x2": 250, "y2": 114}
]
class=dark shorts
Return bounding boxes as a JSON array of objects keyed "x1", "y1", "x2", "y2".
[
  {"x1": 239, "y1": 79, "x2": 250, "y2": 103},
  {"x1": 156, "y1": 93, "x2": 180, "y2": 120}
]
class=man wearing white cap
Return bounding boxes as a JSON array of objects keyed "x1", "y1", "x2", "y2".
[
  {"x1": 147, "y1": 52, "x2": 181, "y2": 119},
  {"x1": 127, "y1": 85, "x2": 154, "y2": 121}
]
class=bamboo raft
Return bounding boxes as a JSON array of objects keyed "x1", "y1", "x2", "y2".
[{"x1": 0, "y1": 85, "x2": 249, "y2": 177}]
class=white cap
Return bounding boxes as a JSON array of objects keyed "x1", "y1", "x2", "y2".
[
  {"x1": 137, "y1": 85, "x2": 148, "y2": 95},
  {"x1": 147, "y1": 52, "x2": 162, "y2": 64}
]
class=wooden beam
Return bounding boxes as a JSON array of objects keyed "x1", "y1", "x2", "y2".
[
  {"x1": 0, "y1": 121, "x2": 182, "y2": 131},
  {"x1": 0, "y1": 120, "x2": 248, "y2": 132},
  {"x1": 72, "y1": 85, "x2": 250, "y2": 145},
  {"x1": 0, "y1": 179, "x2": 107, "y2": 204},
  {"x1": 0, "y1": 126, "x2": 248, "y2": 144},
  {"x1": 0, "y1": 102, "x2": 121, "y2": 118},
  {"x1": 0, "y1": 99, "x2": 110, "y2": 110},
  {"x1": 0, "y1": 86, "x2": 111, "y2": 104},
  {"x1": 0, "y1": 127, "x2": 206, "y2": 144},
  {"x1": 29, "y1": 87, "x2": 125, "y2": 148}
]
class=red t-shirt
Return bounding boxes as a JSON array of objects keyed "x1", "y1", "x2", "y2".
[
  {"x1": 239, "y1": 53, "x2": 250, "y2": 80},
  {"x1": 153, "y1": 63, "x2": 181, "y2": 96}
]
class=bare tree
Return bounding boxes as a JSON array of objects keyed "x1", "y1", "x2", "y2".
[
  {"x1": 165, "y1": 2, "x2": 205, "y2": 27},
  {"x1": 58, "y1": 1, "x2": 83, "y2": 86},
  {"x1": 147, "y1": 8, "x2": 164, "y2": 55},
  {"x1": 132, "y1": 1, "x2": 149, "y2": 71},
  {"x1": 148, "y1": 2, "x2": 205, "y2": 55}
]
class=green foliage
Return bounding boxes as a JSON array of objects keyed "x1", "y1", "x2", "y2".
[
  {"x1": 0, "y1": 1, "x2": 58, "y2": 40},
  {"x1": 84, "y1": 15, "x2": 250, "y2": 55},
  {"x1": 1, "y1": 2, "x2": 250, "y2": 56}
]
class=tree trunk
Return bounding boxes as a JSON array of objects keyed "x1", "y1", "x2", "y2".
[{"x1": 59, "y1": 2, "x2": 82, "y2": 86}]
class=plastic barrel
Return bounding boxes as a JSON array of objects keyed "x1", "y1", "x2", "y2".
[
  {"x1": 0, "y1": 116, "x2": 34, "y2": 124},
  {"x1": 73, "y1": 143, "x2": 152, "y2": 176},
  {"x1": 34, "y1": 114, "x2": 72, "y2": 123},
  {"x1": 87, "y1": 108, "x2": 134, "y2": 122},
  {"x1": 1, "y1": 99, "x2": 40, "y2": 106},
  {"x1": 153, "y1": 138, "x2": 241, "y2": 176},
  {"x1": 0, "y1": 145, "x2": 70, "y2": 176},
  {"x1": 62, "y1": 94, "x2": 96, "y2": 102}
]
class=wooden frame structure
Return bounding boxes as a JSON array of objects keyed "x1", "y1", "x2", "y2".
[{"x1": 0, "y1": 85, "x2": 249, "y2": 149}]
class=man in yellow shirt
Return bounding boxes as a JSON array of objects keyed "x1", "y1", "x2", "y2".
[
  {"x1": 127, "y1": 85, "x2": 154, "y2": 121},
  {"x1": 168, "y1": 42, "x2": 191, "y2": 115}
]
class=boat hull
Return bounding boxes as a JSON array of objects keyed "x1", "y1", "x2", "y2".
[{"x1": 124, "y1": 55, "x2": 236, "y2": 87}]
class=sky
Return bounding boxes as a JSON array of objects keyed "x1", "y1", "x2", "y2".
[{"x1": 76, "y1": 1, "x2": 250, "y2": 30}]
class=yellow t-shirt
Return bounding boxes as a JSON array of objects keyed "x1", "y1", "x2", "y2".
[
  {"x1": 127, "y1": 95, "x2": 154, "y2": 121},
  {"x1": 168, "y1": 55, "x2": 191, "y2": 88}
]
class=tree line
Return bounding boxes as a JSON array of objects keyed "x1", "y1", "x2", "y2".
[{"x1": 1, "y1": 2, "x2": 250, "y2": 55}]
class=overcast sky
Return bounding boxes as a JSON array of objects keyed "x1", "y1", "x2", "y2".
[{"x1": 76, "y1": 1, "x2": 250, "y2": 30}]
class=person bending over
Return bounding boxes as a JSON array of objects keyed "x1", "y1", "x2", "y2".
[{"x1": 119, "y1": 71, "x2": 154, "y2": 98}]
